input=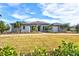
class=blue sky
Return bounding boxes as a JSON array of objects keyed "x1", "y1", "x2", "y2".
[{"x1": 0, "y1": 3, "x2": 79, "y2": 25}]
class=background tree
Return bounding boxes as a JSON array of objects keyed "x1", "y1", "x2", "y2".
[
  {"x1": 0, "y1": 21, "x2": 10, "y2": 33},
  {"x1": 5, "y1": 24, "x2": 10, "y2": 31},
  {"x1": 75, "y1": 24, "x2": 79, "y2": 33},
  {"x1": 61, "y1": 23, "x2": 70, "y2": 32}
]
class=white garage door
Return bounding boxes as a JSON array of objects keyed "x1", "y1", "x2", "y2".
[{"x1": 52, "y1": 26, "x2": 59, "y2": 32}]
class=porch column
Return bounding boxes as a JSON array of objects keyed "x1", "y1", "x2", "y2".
[
  {"x1": 30, "y1": 25, "x2": 32, "y2": 32},
  {"x1": 40, "y1": 25, "x2": 43, "y2": 32},
  {"x1": 29, "y1": 26, "x2": 31, "y2": 32},
  {"x1": 36, "y1": 25, "x2": 38, "y2": 32}
]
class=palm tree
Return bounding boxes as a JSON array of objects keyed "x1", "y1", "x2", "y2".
[{"x1": 13, "y1": 21, "x2": 22, "y2": 33}]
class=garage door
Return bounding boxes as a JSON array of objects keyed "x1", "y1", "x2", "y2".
[{"x1": 52, "y1": 26, "x2": 59, "y2": 32}]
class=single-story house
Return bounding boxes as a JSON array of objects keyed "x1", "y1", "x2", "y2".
[{"x1": 10, "y1": 21, "x2": 63, "y2": 33}]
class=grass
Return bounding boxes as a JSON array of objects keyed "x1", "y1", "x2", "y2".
[{"x1": 0, "y1": 34, "x2": 79, "y2": 54}]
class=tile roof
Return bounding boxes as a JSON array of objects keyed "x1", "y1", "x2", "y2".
[
  {"x1": 22, "y1": 21, "x2": 50, "y2": 25},
  {"x1": 11, "y1": 21, "x2": 63, "y2": 26}
]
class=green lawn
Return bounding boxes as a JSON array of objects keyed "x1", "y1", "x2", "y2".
[{"x1": 0, "y1": 34, "x2": 79, "y2": 54}]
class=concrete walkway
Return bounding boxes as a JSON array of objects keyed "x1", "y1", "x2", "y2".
[{"x1": 0, "y1": 33, "x2": 79, "y2": 37}]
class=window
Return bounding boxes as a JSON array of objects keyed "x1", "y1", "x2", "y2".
[{"x1": 23, "y1": 26, "x2": 25, "y2": 29}]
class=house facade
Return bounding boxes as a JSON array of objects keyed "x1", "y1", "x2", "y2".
[
  {"x1": 11, "y1": 21, "x2": 63, "y2": 33},
  {"x1": 20, "y1": 21, "x2": 50, "y2": 32},
  {"x1": 11, "y1": 21, "x2": 50, "y2": 32}
]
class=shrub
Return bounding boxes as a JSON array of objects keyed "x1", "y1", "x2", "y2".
[
  {"x1": 32, "y1": 26, "x2": 37, "y2": 32},
  {"x1": 0, "y1": 46, "x2": 17, "y2": 56},
  {"x1": 51, "y1": 40, "x2": 79, "y2": 56},
  {"x1": 31, "y1": 47, "x2": 48, "y2": 56}
]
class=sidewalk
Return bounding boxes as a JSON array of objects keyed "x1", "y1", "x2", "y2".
[{"x1": 0, "y1": 33, "x2": 79, "y2": 37}]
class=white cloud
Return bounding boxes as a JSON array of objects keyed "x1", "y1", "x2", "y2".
[
  {"x1": 11, "y1": 7, "x2": 34, "y2": 21},
  {"x1": 12, "y1": 8, "x2": 36, "y2": 20},
  {"x1": 30, "y1": 12, "x2": 36, "y2": 14},
  {"x1": 39, "y1": 3, "x2": 79, "y2": 25},
  {"x1": 7, "y1": 3, "x2": 21, "y2": 7},
  {"x1": 0, "y1": 19, "x2": 6, "y2": 22},
  {"x1": 0, "y1": 5, "x2": 4, "y2": 8},
  {"x1": 12, "y1": 14, "x2": 30, "y2": 19},
  {"x1": 0, "y1": 5, "x2": 8, "y2": 8},
  {"x1": 25, "y1": 8, "x2": 36, "y2": 14},
  {"x1": 24, "y1": 18, "x2": 49, "y2": 22},
  {"x1": 12, "y1": 10, "x2": 31, "y2": 19},
  {"x1": 0, "y1": 18, "x2": 13, "y2": 23}
]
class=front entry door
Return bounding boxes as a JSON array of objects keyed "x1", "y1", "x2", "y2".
[{"x1": 38, "y1": 26, "x2": 40, "y2": 31}]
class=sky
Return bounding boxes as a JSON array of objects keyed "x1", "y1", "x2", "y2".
[{"x1": 0, "y1": 3, "x2": 79, "y2": 26}]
